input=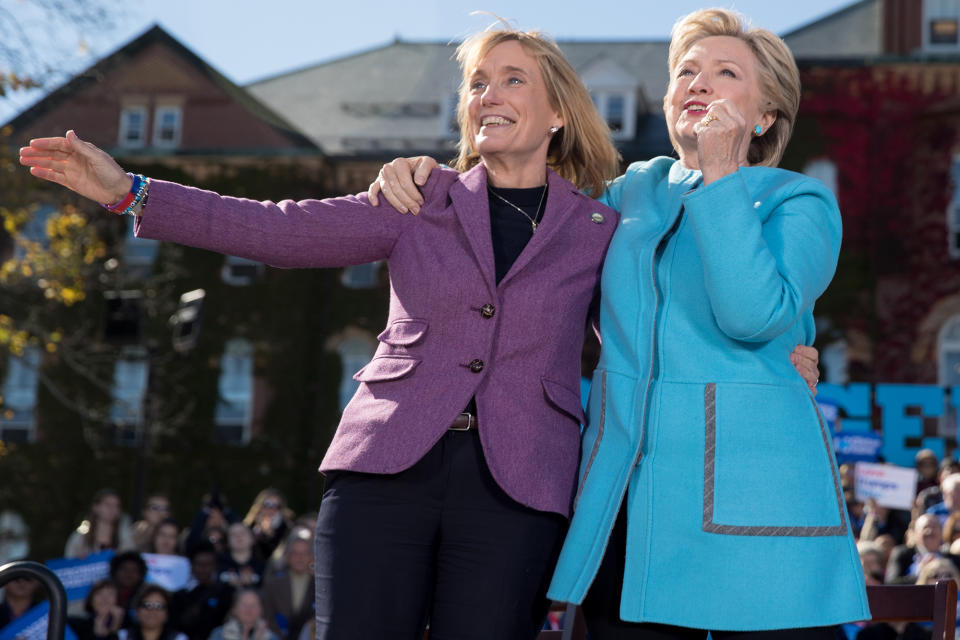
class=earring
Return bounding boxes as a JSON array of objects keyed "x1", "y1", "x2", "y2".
[
  {"x1": 549, "y1": 126, "x2": 559, "y2": 134},
  {"x1": 754, "y1": 125, "x2": 763, "y2": 136}
]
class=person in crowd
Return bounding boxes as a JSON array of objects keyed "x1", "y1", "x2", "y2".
[
  {"x1": 150, "y1": 519, "x2": 182, "y2": 556},
  {"x1": 943, "y1": 512, "x2": 960, "y2": 549},
  {"x1": 183, "y1": 493, "x2": 237, "y2": 557},
  {"x1": 172, "y1": 542, "x2": 234, "y2": 640},
  {"x1": 926, "y1": 472, "x2": 960, "y2": 526},
  {"x1": 133, "y1": 495, "x2": 173, "y2": 552},
  {"x1": 68, "y1": 579, "x2": 127, "y2": 640},
  {"x1": 846, "y1": 489, "x2": 866, "y2": 539},
  {"x1": 66, "y1": 489, "x2": 136, "y2": 558},
  {"x1": 915, "y1": 449, "x2": 940, "y2": 496},
  {"x1": 372, "y1": 8, "x2": 860, "y2": 638},
  {"x1": 914, "y1": 459, "x2": 960, "y2": 516},
  {"x1": 242, "y1": 490, "x2": 293, "y2": 563},
  {"x1": 858, "y1": 557, "x2": 960, "y2": 640},
  {"x1": 860, "y1": 499, "x2": 911, "y2": 546},
  {"x1": 19, "y1": 16, "x2": 819, "y2": 640},
  {"x1": 119, "y1": 586, "x2": 185, "y2": 640},
  {"x1": 208, "y1": 589, "x2": 277, "y2": 640},
  {"x1": 857, "y1": 541, "x2": 887, "y2": 586},
  {"x1": 260, "y1": 529, "x2": 313, "y2": 640},
  {"x1": 218, "y1": 523, "x2": 264, "y2": 589},
  {"x1": 885, "y1": 514, "x2": 959, "y2": 583},
  {"x1": 110, "y1": 551, "x2": 148, "y2": 615},
  {"x1": 0, "y1": 577, "x2": 42, "y2": 629}
]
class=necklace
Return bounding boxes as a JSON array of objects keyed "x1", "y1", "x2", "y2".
[{"x1": 487, "y1": 184, "x2": 547, "y2": 232}]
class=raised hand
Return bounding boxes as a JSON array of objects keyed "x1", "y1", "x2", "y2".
[
  {"x1": 367, "y1": 155, "x2": 439, "y2": 214},
  {"x1": 691, "y1": 99, "x2": 750, "y2": 184},
  {"x1": 19, "y1": 130, "x2": 132, "y2": 204}
]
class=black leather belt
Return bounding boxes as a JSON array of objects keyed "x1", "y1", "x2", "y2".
[{"x1": 449, "y1": 412, "x2": 477, "y2": 431}]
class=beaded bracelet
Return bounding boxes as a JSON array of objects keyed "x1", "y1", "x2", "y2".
[{"x1": 102, "y1": 173, "x2": 149, "y2": 216}]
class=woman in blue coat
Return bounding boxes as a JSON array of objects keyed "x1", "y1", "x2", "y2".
[{"x1": 374, "y1": 8, "x2": 866, "y2": 638}]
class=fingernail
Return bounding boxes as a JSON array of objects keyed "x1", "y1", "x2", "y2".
[{"x1": 411, "y1": 206, "x2": 420, "y2": 214}]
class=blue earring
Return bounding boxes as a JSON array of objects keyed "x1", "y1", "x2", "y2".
[{"x1": 754, "y1": 125, "x2": 763, "y2": 136}]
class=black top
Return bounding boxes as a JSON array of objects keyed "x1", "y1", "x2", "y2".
[
  {"x1": 488, "y1": 185, "x2": 547, "y2": 283},
  {"x1": 464, "y1": 184, "x2": 547, "y2": 417}
]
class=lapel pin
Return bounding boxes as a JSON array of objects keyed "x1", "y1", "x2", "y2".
[{"x1": 590, "y1": 212, "x2": 605, "y2": 224}]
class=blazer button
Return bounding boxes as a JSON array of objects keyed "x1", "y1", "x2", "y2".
[
  {"x1": 469, "y1": 359, "x2": 484, "y2": 373},
  {"x1": 480, "y1": 304, "x2": 495, "y2": 318}
]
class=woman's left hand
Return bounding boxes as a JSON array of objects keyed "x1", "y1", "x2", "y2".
[
  {"x1": 791, "y1": 345, "x2": 820, "y2": 395},
  {"x1": 692, "y1": 99, "x2": 750, "y2": 184}
]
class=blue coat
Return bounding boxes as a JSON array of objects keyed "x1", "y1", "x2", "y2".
[{"x1": 547, "y1": 158, "x2": 870, "y2": 630}]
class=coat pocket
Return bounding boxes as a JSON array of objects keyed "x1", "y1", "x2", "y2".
[
  {"x1": 376, "y1": 318, "x2": 428, "y2": 347},
  {"x1": 353, "y1": 355, "x2": 421, "y2": 382},
  {"x1": 703, "y1": 382, "x2": 847, "y2": 536},
  {"x1": 541, "y1": 377, "x2": 586, "y2": 424}
]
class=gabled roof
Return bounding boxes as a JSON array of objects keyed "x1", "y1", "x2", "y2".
[
  {"x1": 782, "y1": 0, "x2": 877, "y2": 39},
  {"x1": 4, "y1": 25, "x2": 317, "y2": 150}
]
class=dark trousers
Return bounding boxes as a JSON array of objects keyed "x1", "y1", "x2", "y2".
[
  {"x1": 313, "y1": 429, "x2": 568, "y2": 640},
  {"x1": 582, "y1": 508, "x2": 841, "y2": 640}
]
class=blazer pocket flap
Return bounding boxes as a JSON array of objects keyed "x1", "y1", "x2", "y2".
[
  {"x1": 376, "y1": 318, "x2": 428, "y2": 346},
  {"x1": 541, "y1": 377, "x2": 586, "y2": 423},
  {"x1": 353, "y1": 356, "x2": 421, "y2": 382}
]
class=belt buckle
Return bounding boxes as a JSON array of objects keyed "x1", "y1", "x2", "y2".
[{"x1": 449, "y1": 412, "x2": 474, "y2": 431}]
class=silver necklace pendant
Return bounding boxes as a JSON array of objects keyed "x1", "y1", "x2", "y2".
[{"x1": 531, "y1": 221, "x2": 538, "y2": 232}]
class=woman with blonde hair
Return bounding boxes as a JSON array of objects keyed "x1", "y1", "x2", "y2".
[
  {"x1": 241, "y1": 489, "x2": 293, "y2": 561},
  {"x1": 374, "y1": 7, "x2": 856, "y2": 638}
]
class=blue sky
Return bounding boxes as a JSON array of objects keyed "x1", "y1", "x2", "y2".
[{"x1": 2, "y1": 0, "x2": 857, "y2": 121}]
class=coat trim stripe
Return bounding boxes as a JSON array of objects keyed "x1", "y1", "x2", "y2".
[
  {"x1": 573, "y1": 370, "x2": 606, "y2": 511},
  {"x1": 701, "y1": 383, "x2": 848, "y2": 537}
]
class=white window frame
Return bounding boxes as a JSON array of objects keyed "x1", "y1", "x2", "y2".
[
  {"x1": 923, "y1": 0, "x2": 960, "y2": 52},
  {"x1": 0, "y1": 346, "x2": 41, "y2": 443},
  {"x1": 336, "y1": 336, "x2": 376, "y2": 412},
  {"x1": 215, "y1": 339, "x2": 254, "y2": 445},
  {"x1": 221, "y1": 255, "x2": 264, "y2": 286},
  {"x1": 590, "y1": 91, "x2": 635, "y2": 141},
  {"x1": 939, "y1": 315, "x2": 960, "y2": 385},
  {"x1": 152, "y1": 105, "x2": 182, "y2": 149},
  {"x1": 948, "y1": 154, "x2": 960, "y2": 259},
  {"x1": 118, "y1": 106, "x2": 148, "y2": 148},
  {"x1": 124, "y1": 216, "x2": 158, "y2": 278},
  {"x1": 110, "y1": 347, "x2": 148, "y2": 443}
]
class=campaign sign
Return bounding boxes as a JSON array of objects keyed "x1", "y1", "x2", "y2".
[
  {"x1": 46, "y1": 550, "x2": 113, "y2": 602},
  {"x1": 144, "y1": 553, "x2": 191, "y2": 591},
  {"x1": 817, "y1": 398, "x2": 839, "y2": 433},
  {"x1": 833, "y1": 431, "x2": 883, "y2": 463},
  {"x1": 0, "y1": 601, "x2": 78, "y2": 640},
  {"x1": 854, "y1": 462, "x2": 918, "y2": 510}
]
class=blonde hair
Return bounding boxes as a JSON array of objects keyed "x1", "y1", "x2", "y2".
[
  {"x1": 452, "y1": 25, "x2": 620, "y2": 196},
  {"x1": 665, "y1": 8, "x2": 800, "y2": 167}
]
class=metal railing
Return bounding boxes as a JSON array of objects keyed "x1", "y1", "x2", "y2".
[{"x1": 0, "y1": 560, "x2": 67, "y2": 640}]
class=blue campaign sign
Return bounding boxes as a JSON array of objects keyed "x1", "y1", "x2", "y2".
[
  {"x1": 45, "y1": 550, "x2": 114, "y2": 602},
  {"x1": 833, "y1": 431, "x2": 884, "y2": 463},
  {"x1": 0, "y1": 601, "x2": 78, "y2": 640}
]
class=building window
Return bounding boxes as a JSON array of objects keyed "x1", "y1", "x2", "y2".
[
  {"x1": 110, "y1": 347, "x2": 148, "y2": 444},
  {"x1": 925, "y1": 0, "x2": 960, "y2": 49},
  {"x1": 445, "y1": 92, "x2": 460, "y2": 135},
  {"x1": 803, "y1": 158, "x2": 839, "y2": 197},
  {"x1": 590, "y1": 91, "x2": 634, "y2": 140},
  {"x1": 0, "y1": 347, "x2": 41, "y2": 443},
  {"x1": 118, "y1": 106, "x2": 148, "y2": 148},
  {"x1": 336, "y1": 336, "x2": 376, "y2": 412},
  {"x1": 939, "y1": 315, "x2": 960, "y2": 385},
  {"x1": 341, "y1": 261, "x2": 382, "y2": 289},
  {"x1": 948, "y1": 155, "x2": 960, "y2": 259},
  {"x1": 215, "y1": 339, "x2": 253, "y2": 445},
  {"x1": 221, "y1": 256, "x2": 264, "y2": 286},
  {"x1": 152, "y1": 106, "x2": 182, "y2": 149},
  {"x1": 124, "y1": 216, "x2": 158, "y2": 278}
]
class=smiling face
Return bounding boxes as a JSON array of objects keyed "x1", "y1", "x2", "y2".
[
  {"x1": 664, "y1": 35, "x2": 775, "y2": 165},
  {"x1": 465, "y1": 40, "x2": 562, "y2": 174}
]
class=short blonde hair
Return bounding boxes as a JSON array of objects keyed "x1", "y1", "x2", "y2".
[
  {"x1": 665, "y1": 8, "x2": 800, "y2": 167},
  {"x1": 453, "y1": 26, "x2": 620, "y2": 196}
]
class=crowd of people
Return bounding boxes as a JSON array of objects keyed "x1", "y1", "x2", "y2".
[
  {"x1": 0, "y1": 488, "x2": 319, "y2": 640},
  {"x1": 844, "y1": 450, "x2": 960, "y2": 639}
]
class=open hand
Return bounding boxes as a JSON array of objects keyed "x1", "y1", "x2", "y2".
[{"x1": 19, "y1": 130, "x2": 132, "y2": 204}]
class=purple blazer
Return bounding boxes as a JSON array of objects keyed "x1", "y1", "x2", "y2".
[{"x1": 136, "y1": 164, "x2": 618, "y2": 516}]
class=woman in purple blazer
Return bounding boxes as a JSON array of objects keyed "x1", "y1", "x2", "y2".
[
  {"x1": 20, "y1": 25, "x2": 817, "y2": 640},
  {"x1": 20, "y1": 27, "x2": 620, "y2": 640}
]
